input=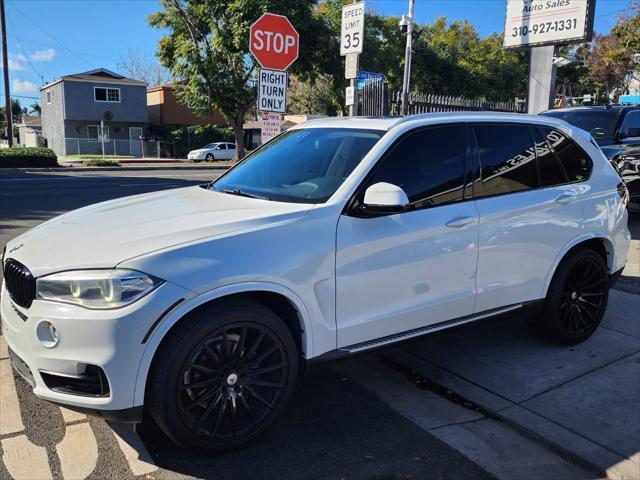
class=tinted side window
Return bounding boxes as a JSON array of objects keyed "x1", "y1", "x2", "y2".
[
  {"x1": 474, "y1": 125, "x2": 538, "y2": 198},
  {"x1": 368, "y1": 126, "x2": 467, "y2": 207},
  {"x1": 540, "y1": 128, "x2": 592, "y2": 182},
  {"x1": 533, "y1": 128, "x2": 568, "y2": 187},
  {"x1": 620, "y1": 110, "x2": 640, "y2": 137}
]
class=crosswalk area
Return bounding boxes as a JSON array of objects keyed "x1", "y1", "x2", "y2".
[{"x1": 0, "y1": 336, "x2": 157, "y2": 480}]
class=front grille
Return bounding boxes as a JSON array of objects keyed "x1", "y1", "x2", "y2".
[{"x1": 3, "y1": 259, "x2": 36, "y2": 309}]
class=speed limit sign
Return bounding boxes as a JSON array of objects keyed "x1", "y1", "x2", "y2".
[{"x1": 340, "y1": 2, "x2": 365, "y2": 56}]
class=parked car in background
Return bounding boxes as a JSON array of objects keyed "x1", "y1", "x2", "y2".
[
  {"x1": 187, "y1": 142, "x2": 236, "y2": 162},
  {"x1": 2, "y1": 113, "x2": 630, "y2": 452},
  {"x1": 541, "y1": 106, "x2": 640, "y2": 212}
]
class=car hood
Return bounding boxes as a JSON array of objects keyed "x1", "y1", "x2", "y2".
[{"x1": 5, "y1": 186, "x2": 313, "y2": 277}]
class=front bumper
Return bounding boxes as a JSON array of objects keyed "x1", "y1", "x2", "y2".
[
  {"x1": 187, "y1": 153, "x2": 205, "y2": 160},
  {"x1": 1, "y1": 280, "x2": 192, "y2": 414}
]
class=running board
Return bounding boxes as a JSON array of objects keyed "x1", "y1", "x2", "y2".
[{"x1": 315, "y1": 303, "x2": 523, "y2": 361}]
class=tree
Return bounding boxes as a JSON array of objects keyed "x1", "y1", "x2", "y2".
[
  {"x1": 30, "y1": 102, "x2": 41, "y2": 116},
  {"x1": 288, "y1": 75, "x2": 338, "y2": 115},
  {"x1": 116, "y1": 48, "x2": 173, "y2": 86},
  {"x1": 611, "y1": 1, "x2": 640, "y2": 92},
  {"x1": 149, "y1": 0, "x2": 331, "y2": 160},
  {"x1": 583, "y1": 33, "x2": 634, "y2": 101},
  {"x1": 411, "y1": 17, "x2": 527, "y2": 100},
  {"x1": 10, "y1": 99, "x2": 26, "y2": 118}
]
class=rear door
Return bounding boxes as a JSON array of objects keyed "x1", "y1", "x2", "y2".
[
  {"x1": 227, "y1": 143, "x2": 237, "y2": 159},
  {"x1": 335, "y1": 124, "x2": 479, "y2": 347},
  {"x1": 471, "y1": 123, "x2": 583, "y2": 312}
]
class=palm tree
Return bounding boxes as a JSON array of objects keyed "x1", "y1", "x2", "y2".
[{"x1": 30, "y1": 102, "x2": 41, "y2": 117}]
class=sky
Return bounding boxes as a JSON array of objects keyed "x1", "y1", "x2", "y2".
[{"x1": 1, "y1": 0, "x2": 633, "y2": 107}]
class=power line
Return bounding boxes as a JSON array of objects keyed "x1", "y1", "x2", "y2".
[
  {"x1": 6, "y1": 11, "x2": 42, "y2": 79},
  {"x1": 8, "y1": 1, "x2": 95, "y2": 69},
  {"x1": 0, "y1": 93, "x2": 39, "y2": 100}
]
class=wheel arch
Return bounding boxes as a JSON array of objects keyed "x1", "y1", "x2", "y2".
[
  {"x1": 133, "y1": 282, "x2": 313, "y2": 407},
  {"x1": 542, "y1": 233, "x2": 614, "y2": 298}
]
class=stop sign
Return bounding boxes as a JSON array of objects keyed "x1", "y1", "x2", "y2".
[{"x1": 250, "y1": 13, "x2": 299, "y2": 71}]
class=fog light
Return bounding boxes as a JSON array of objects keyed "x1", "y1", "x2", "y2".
[{"x1": 36, "y1": 321, "x2": 59, "y2": 348}]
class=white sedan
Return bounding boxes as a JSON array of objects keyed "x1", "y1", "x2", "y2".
[{"x1": 187, "y1": 142, "x2": 236, "y2": 162}]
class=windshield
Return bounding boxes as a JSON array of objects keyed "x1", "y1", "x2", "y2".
[
  {"x1": 211, "y1": 128, "x2": 385, "y2": 203},
  {"x1": 542, "y1": 110, "x2": 620, "y2": 142},
  {"x1": 204, "y1": 143, "x2": 219, "y2": 149}
]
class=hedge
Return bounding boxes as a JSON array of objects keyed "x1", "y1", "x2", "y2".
[
  {"x1": 83, "y1": 159, "x2": 120, "y2": 167},
  {"x1": 0, "y1": 147, "x2": 58, "y2": 168}
]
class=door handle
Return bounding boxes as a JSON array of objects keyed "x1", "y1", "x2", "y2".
[
  {"x1": 555, "y1": 192, "x2": 579, "y2": 205},
  {"x1": 445, "y1": 216, "x2": 476, "y2": 228}
]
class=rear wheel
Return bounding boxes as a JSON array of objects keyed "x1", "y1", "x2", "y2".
[
  {"x1": 148, "y1": 301, "x2": 298, "y2": 451},
  {"x1": 531, "y1": 248, "x2": 609, "y2": 344}
]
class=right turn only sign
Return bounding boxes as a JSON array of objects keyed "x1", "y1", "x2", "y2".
[{"x1": 258, "y1": 68, "x2": 288, "y2": 114}]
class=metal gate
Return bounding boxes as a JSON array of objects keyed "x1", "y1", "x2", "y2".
[{"x1": 358, "y1": 77, "x2": 389, "y2": 116}]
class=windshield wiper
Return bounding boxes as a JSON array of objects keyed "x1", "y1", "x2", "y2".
[{"x1": 220, "y1": 188, "x2": 269, "y2": 200}]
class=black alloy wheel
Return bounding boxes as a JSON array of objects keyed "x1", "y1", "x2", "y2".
[
  {"x1": 558, "y1": 256, "x2": 607, "y2": 337},
  {"x1": 177, "y1": 323, "x2": 289, "y2": 442},
  {"x1": 531, "y1": 248, "x2": 609, "y2": 344},
  {"x1": 148, "y1": 301, "x2": 298, "y2": 451}
]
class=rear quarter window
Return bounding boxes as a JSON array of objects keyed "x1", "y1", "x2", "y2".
[{"x1": 539, "y1": 128, "x2": 592, "y2": 182}]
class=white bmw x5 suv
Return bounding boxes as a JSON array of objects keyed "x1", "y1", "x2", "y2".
[{"x1": 1, "y1": 113, "x2": 630, "y2": 451}]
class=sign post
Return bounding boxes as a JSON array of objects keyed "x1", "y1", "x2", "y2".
[
  {"x1": 250, "y1": 13, "x2": 299, "y2": 142},
  {"x1": 340, "y1": 2, "x2": 365, "y2": 116},
  {"x1": 503, "y1": 0, "x2": 595, "y2": 114}
]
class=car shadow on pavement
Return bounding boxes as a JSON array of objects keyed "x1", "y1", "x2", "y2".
[{"x1": 138, "y1": 366, "x2": 496, "y2": 480}]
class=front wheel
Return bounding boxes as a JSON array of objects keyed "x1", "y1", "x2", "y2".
[
  {"x1": 530, "y1": 248, "x2": 609, "y2": 344},
  {"x1": 205, "y1": 153, "x2": 214, "y2": 162},
  {"x1": 148, "y1": 301, "x2": 298, "y2": 451}
]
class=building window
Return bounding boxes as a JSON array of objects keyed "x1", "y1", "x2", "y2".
[
  {"x1": 87, "y1": 125, "x2": 109, "y2": 142},
  {"x1": 94, "y1": 87, "x2": 120, "y2": 103},
  {"x1": 46, "y1": 90, "x2": 51, "y2": 104}
]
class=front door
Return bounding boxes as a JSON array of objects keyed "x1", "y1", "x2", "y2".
[
  {"x1": 129, "y1": 127, "x2": 143, "y2": 156},
  {"x1": 336, "y1": 125, "x2": 479, "y2": 347}
]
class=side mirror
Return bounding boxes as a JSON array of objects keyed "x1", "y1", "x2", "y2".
[{"x1": 358, "y1": 182, "x2": 409, "y2": 215}]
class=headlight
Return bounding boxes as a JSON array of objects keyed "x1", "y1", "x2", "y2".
[{"x1": 36, "y1": 269, "x2": 163, "y2": 309}]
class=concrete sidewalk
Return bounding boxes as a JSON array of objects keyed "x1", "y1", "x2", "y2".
[{"x1": 338, "y1": 289, "x2": 639, "y2": 479}]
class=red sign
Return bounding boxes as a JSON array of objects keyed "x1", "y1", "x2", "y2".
[{"x1": 250, "y1": 13, "x2": 299, "y2": 71}]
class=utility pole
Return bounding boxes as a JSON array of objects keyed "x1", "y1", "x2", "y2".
[
  {"x1": 400, "y1": 0, "x2": 415, "y2": 116},
  {"x1": 349, "y1": 0, "x2": 359, "y2": 117},
  {"x1": 1, "y1": 0, "x2": 13, "y2": 147}
]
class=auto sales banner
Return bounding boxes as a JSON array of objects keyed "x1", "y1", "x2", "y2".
[{"x1": 503, "y1": 0, "x2": 594, "y2": 49}]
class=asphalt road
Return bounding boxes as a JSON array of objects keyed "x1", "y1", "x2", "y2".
[{"x1": 0, "y1": 169, "x2": 494, "y2": 480}]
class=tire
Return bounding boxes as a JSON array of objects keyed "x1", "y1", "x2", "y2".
[
  {"x1": 205, "y1": 153, "x2": 214, "y2": 161},
  {"x1": 148, "y1": 300, "x2": 298, "y2": 451},
  {"x1": 530, "y1": 248, "x2": 609, "y2": 344}
]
